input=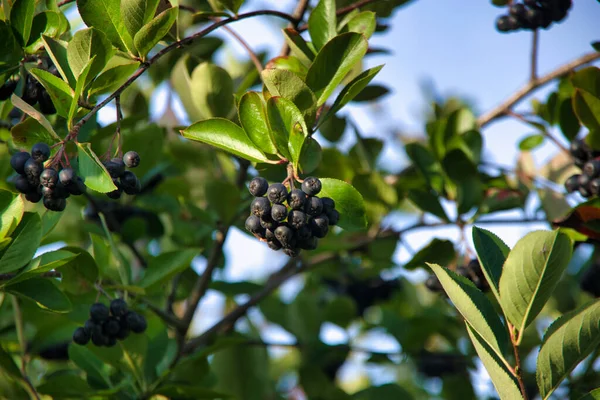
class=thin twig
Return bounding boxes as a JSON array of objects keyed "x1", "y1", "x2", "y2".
[
  {"x1": 530, "y1": 30, "x2": 539, "y2": 82},
  {"x1": 221, "y1": 25, "x2": 263, "y2": 73},
  {"x1": 477, "y1": 52, "x2": 600, "y2": 127},
  {"x1": 0, "y1": 271, "x2": 61, "y2": 281},
  {"x1": 506, "y1": 110, "x2": 569, "y2": 155},
  {"x1": 509, "y1": 323, "x2": 529, "y2": 400},
  {"x1": 135, "y1": 296, "x2": 184, "y2": 329}
]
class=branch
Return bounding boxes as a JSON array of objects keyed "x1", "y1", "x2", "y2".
[
  {"x1": 477, "y1": 51, "x2": 600, "y2": 128},
  {"x1": 0, "y1": 271, "x2": 61, "y2": 281},
  {"x1": 530, "y1": 30, "x2": 539, "y2": 82}
]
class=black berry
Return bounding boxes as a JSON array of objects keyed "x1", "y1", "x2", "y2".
[
  {"x1": 0, "y1": 76, "x2": 18, "y2": 101},
  {"x1": 40, "y1": 169, "x2": 58, "y2": 188},
  {"x1": 110, "y1": 298, "x2": 128, "y2": 317},
  {"x1": 59, "y1": 168, "x2": 75, "y2": 186},
  {"x1": 267, "y1": 183, "x2": 288, "y2": 204},
  {"x1": 249, "y1": 177, "x2": 269, "y2": 197},
  {"x1": 107, "y1": 179, "x2": 123, "y2": 199},
  {"x1": 251, "y1": 197, "x2": 271, "y2": 218},
  {"x1": 271, "y1": 204, "x2": 288, "y2": 222},
  {"x1": 38, "y1": 90, "x2": 56, "y2": 115},
  {"x1": 565, "y1": 174, "x2": 580, "y2": 193},
  {"x1": 91, "y1": 331, "x2": 109, "y2": 347},
  {"x1": 90, "y1": 303, "x2": 110, "y2": 323},
  {"x1": 584, "y1": 159, "x2": 600, "y2": 178},
  {"x1": 43, "y1": 196, "x2": 66, "y2": 211},
  {"x1": 104, "y1": 160, "x2": 125, "y2": 178},
  {"x1": 301, "y1": 177, "x2": 322, "y2": 196},
  {"x1": 298, "y1": 236, "x2": 318, "y2": 250},
  {"x1": 25, "y1": 190, "x2": 42, "y2": 203},
  {"x1": 24, "y1": 158, "x2": 43, "y2": 185},
  {"x1": 31, "y1": 142, "x2": 50, "y2": 163},
  {"x1": 245, "y1": 215, "x2": 263, "y2": 234},
  {"x1": 84, "y1": 319, "x2": 99, "y2": 335},
  {"x1": 287, "y1": 189, "x2": 307, "y2": 210},
  {"x1": 283, "y1": 247, "x2": 301, "y2": 258},
  {"x1": 288, "y1": 210, "x2": 307, "y2": 230},
  {"x1": 326, "y1": 209, "x2": 340, "y2": 226},
  {"x1": 311, "y1": 214, "x2": 329, "y2": 238},
  {"x1": 10, "y1": 152, "x2": 30, "y2": 174},
  {"x1": 120, "y1": 171, "x2": 141, "y2": 195},
  {"x1": 103, "y1": 318, "x2": 121, "y2": 336},
  {"x1": 274, "y1": 225, "x2": 295, "y2": 248},
  {"x1": 496, "y1": 15, "x2": 512, "y2": 32},
  {"x1": 14, "y1": 175, "x2": 32, "y2": 194},
  {"x1": 72, "y1": 327, "x2": 90, "y2": 345},
  {"x1": 123, "y1": 151, "x2": 140, "y2": 168},
  {"x1": 126, "y1": 312, "x2": 147, "y2": 333},
  {"x1": 305, "y1": 196, "x2": 323, "y2": 216},
  {"x1": 260, "y1": 215, "x2": 278, "y2": 230}
]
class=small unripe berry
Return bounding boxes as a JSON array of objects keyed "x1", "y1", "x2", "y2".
[
  {"x1": 287, "y1": 189, "x2": 307, "y2": 210},
  {"x1": 10, "y1": 152, "x2": 30, "y2": 174},
  {"x1": 110, "y1": 298, "x2": 128, "y2": 317},
  {"x1": 31, "y1": 142, "x2": 50, "y2": 163},
  {"x1": 249, "y1": 177, "x2": 268, "y2": 197},
  {"x1": 251, "y1": 197, "x2": 271, "y2": 218},
  {"x1": 73, "y1": 327, "x2": 90, "y2": 345},
  {"x1": 126, "y1": 312, "x2": 147, "y2": 333},
  {"x1": 271, "y1": 204, "x2": 288, "y2": 222},
  {"x1": 301, "y1": 177, "x2": 322, "y2": 196},
  {"x1": 90, "y1": 303, "x2": 110, "y2": 323},
  {"x1": 306, "y1": 196, "x2": 323, "y2": 216},
  {"x1": 123, "y1": 151, "x2": 140, "y2": 168},
  {"x1": 40, "y1": 169, "x2": 58, "y2": 188},
  {"x1": 267, "y1": 183, "x2": 288, "y2": 204}
]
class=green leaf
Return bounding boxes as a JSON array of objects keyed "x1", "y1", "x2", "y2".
[
  {"x1": 499, "y1": 230, "x2": 572, "y2": 339},
  {"x1": 305, "y1": 32, "x2": 369, "y2": 106},
  {"x1": 68, "y1": 344, "x2": 112, "y2": 387},
  {"x1": 261, "y1": 68, "x2": 317, "y2": 127},
  {"x1": 58, "y1": 247, "x2": 99, "y2": 294},
  {"x1": 11, "y1": 118, "x2": 61, "y2": 148},
  {"x1": 442, "y1": 148, "x2": 483, "y2": 215},
  {"x1": 67, "y1": 28, "x2": 114, "y2": 83},
  {"x1": 0, "y1": 344, "x2": 22, "y2": 381},
  {"x1": 404, "y1": 238, "x2": 455, "y2": 270},
  {"x1": 299, "y1": 137, "x2": 322, "y2": 174},
  {"x1": 0, "y1": 191, "x2": 24, "y2": 240},
  {"x1": 10, "y1": 94, "x2": 60, "y2": 141},
  {"x1": 518, "y1": 134, "x2": 545, "y2": 150},
  {"x1": 2, "y1": 249, "x2": 77, "y2": 287},
  {"x1": 353, "y1": 384, "x2": 414, "y2": 400},
  {"x1": 343, "y1": 11, "x2": 376, "y2": 39},
  {"x1": 0, "y1": 21, "x2": 21, "y2": 66},
  {"x1": 407, "y1": 189, "x2": 449, "y2": 221},
  {"x1": 267, "y1": 96, "x2": 308, "y2": 169},
  {"x1": 7, "y1": 278, "x2": 72, "y2": 312},
  {"x1": 308, "y1": 0, "x2": 337, "y2": 51},
  {"x1": 29, "y1": 68, "x2": 74, "y2": 118},
  {"x1": 472, "y1": 227, "x2": 509, "y2": 301},
  {"x1": 69, "y1": 58, "x2": 94, "y2": 124},
  {"x1": 76, "y1": 0, "x2": 135, "y2": 53},
  {"x1": 559, "y1": 97, "x2": 580, "y2": 141},
  {"x1": 428, "y1": 263, "x2": 509, "y2": 360},
  {"x1": 181, "y1": 118, "x2": 269, "y2": 163},
  {"x1": 42, "y1": 36, "x2": 77, "y2": 88},
  {"x1": 265, "y1": 56, "x2": 308, "y2": 79},
  {"x1": 466, "y1": 325, "x2": 522, "y2": 400},
  {"x1": 537, "y1": 300, "x2": 600, "y2": 399},
  {"x1": 121, "y1": 0, "x2": 160, "y2": 39},
  {"x1": 138, "y1": 249, "x2": 198, "y2": 289},
  {"x1": 319, "y1": 178, "x2": 367, "y2": 231},
  {"x1": 238, "y1": 91, "x2": 277, "y2": 155},
  {"x1": 38, "y1": 373, "x2": 92, "y2": 397},
  {"x1": 76, "y1": 142, "x2": 118, "y2": 193},
  {"x1": 24, "y1": 11, "x2": 62, "y2": 53},
  {"x1": 217, "y1": 0, "x2": 244, "y2": 14},
  {"x1": 282, "y1": 28, "x2": 315, "y2": 65},
  {"x1": 191, "y1": 62, "x2": 234, "y2": 119},
  {"x1": 171, "y1": 55, "x2": 203, "y2": 122},
  {"x1": 580, "y1": 389, "x2": 600, "y2": 400},
  {"x1": 134, "y1": 7, "x2": 178, "y2": 58},
  {"x1": 10, "y1": 0, "x2": 35, "y2": 45},
  {"x1": 89, "y1": 60, "x2": 139, "y2": 96},
  {"x1": 351, "y1": 84, "x2": 389, "y2": 102},
  {"x1": 0, "y1": 212, "x2": 41, "y2": 274},
  {"x1": 155, "y1": 385, "x2": 227, "y2": 399},
  {"x1": 404, "y1": 142, "x2": 444, "y2": 193}
]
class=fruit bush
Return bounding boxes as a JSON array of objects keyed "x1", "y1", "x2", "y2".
[{"x1": 0, "y1": 0, "x2": 599, "y2": 399}]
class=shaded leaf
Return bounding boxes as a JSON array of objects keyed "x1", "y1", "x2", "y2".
[
  {"x1": 191, "y1": 62, "x2": 234, "y2": 119},
  {"x1": 42, "y1": 36, "x2": 76, "y2": 88},
  {"x1": 0, "y1": 212, "x2": 41, "y2": 274},
  {"x1": 261, "y1": 68, "x2": 317, "y2": 127},
  {"x1": 282, "y1": 28, "x2": 315, "y2": 66},
  {"x1": 407, "y1": 189, "x2": 449, "y2": 221},
  {"x1": 134, "y1": 7, "x2": 178, "y2": 58},
  {"x1": 404, "y1": 238, "x2": 455, "y2": 271},
  {"x1": 76, "y1": 142, "x2": 118, "y2": 193},
  {"x1": 308, "y1": 0, "x2": 337, "y2": 51},
  {"x1": 6, "y1": 278, "x2": 72, "y2": 312},
  {"x1": 319, "y1": 178, "x2": 367, "y2": 231},
  {"x1": 472, "y1": 226, "x2": 509, "y2": 301},
  {"x1": 267, "y1": 96, "x2": 308, "y2": 168},
  {"x1": 238, "y1": 91, "x2": 277, "y2": 155},
  {"x1": 29, "y1": 68, "x2": 73, "y2": 118},
  {"x1": 10, "y1": 0, "x2": 35, "y2": 45}
]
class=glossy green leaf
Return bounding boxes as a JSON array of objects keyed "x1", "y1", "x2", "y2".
[
  {"x1": 7, "y1": 278, "x2": 72, "y2": 312},
  {"x1": 282, "y1": 28, "x2": 315, "y2": 65},
  {"x1": 10, "y1": 0, "x2": 35, "y2": 45},
  {"x1": 24, "y1": 11, "x2": 62, "y2": 53},
  {"x1": 306, "y1": 32, "x2": 369, "y2": 106},
  {"x1": 0, "y1": 344, "x2": 22, "y2": 381},
  {"x1": 404, "y1": 142, "x2": 444, "y2": 193},
  {"x1": 89, "y1": 60, "x2": 139, "y2": 96},
  {"x1": 76, "y1": 0, "x2": 135, "y2": 53},
  {"x1": 121, "y1": 0, "x2": 160, "y2": 39},
  {"x1": 466, "y1": 325, "x2": 522, "y2": 400},
  {"x1": 134, "y1": 7, "x2": 178, "y2": 58},
  {"x1": 2, "y1": 250, "x2": 77, "y2": 287},
  {"x1": 191, "y1": 62, "x2": 234, "y2": 119},
  {"x1": 407, "y1": 189, "x2": 449, "y2": 221},
  {"x1": 537, "y1": 300, "x2": 600, "y2": 399},
  {"x1": 42, "y1": 36, "x2": 77, "y2": 88},
  {"x1": 351, "y1": 85, "x2": 390, "y2": 102},
  {"x1": 319, "y1": 178, "x2": 367, "y2": 231},
  {"x1": 299, "y1": 137, "x2": 322, "y2": 174},
  {"x1": 261, "y1": 68, "x2": 317, "y2": 127},
  {"x1": 265, "y1": 56, "x2": 308, "y2": 80},
  {"x1": 0, "y1": 21, "x2": 21, "y2": 66},
  {"x1": 308, "y1": 0, "x2": 336, "y2": 51},
  {"x1": 76, "y1": 142, "x2": 118, "y2": 193},
  {"x1": 472, "y1": 226, "x2": 509, "y2": 301},
  {"x1": 181, "y1": 118, "x2": 269, "y2": 163},
  {"x1": 238, "y1": 91, "x2": 277, "y2": 155},
  {"x1": 428, "y1": 263, "x2": 509, "y2": 360},
  {"x1": 138, "y1": 250, "x2": 198, "y2": 289},
  {"x1": 499, "y1": 230, "x2": 572, "y2": 339},
  {"x1": 68, "y1": 344, "x2": 112, "y2": 387},
  {"x1": 344, "y1": 11, "x2": 376, "y2": 39},
  {"x1": 29, "y1": 68, "x2": 74, "y2": 118},
  {"x1": 10, "y1": 94, "x2": 60, "y2": 141},
  {"x1": 518, "y1": 134, "x2": 545, "y2": 150},
  {"x1": 0, "y1": 191, "x2": 24, "y2": 240},
  {"x1": 11, "y1": 118, "x2": 61, "y2": 150},
  {"x1": 0, "y1": 212, "x2": 41, "y2": 274},
  {"x1": 580, "y1": 389, "x2": 600, "y2": 400},
  {"x1": 267, "y1": 96, "x2": 308, "y2": 168},
  {"x1": 67, "y1": 28, "x2": 114, "y2": 82},
  {"x1": 404, "y1": 238, "x2": 455, "y2": 270}
]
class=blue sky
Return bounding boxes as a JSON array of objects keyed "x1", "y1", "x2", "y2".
[{"x1": 92, "y1": 0, "x2": 600, "y2": 395}]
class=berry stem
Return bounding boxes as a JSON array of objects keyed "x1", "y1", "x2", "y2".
[{"x1": 530, "y1": 29, "x2": 539, "y2": 82}]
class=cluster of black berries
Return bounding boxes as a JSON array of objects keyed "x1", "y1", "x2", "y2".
[
  {"x1": 0, "y1": 69, "x2": 59, "y2": 114},
  {"x1": 244, "y1": 176, "x2": 339, "y2": 257},
  {"x1": 564, "y1": 139, "x2": 600, "y2": 198},
  {"x1": 72, "y1": 299, "x2": 147, "y2": 347},
  {"x1": 496, "y1": 0, "x2": 572, "y2": 33},
  {"x1": 103, "y1": 151, "x2": 142, "y2": 199},
  {"x1": 10, "y1": 143, "x2": 86, "y2": 211},
  {"x1": 426, "y1": 259, "x2": 489, "y2": 293}
]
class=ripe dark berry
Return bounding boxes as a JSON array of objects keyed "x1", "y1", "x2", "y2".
[
  {"x1": 31, "y1": 142, "x2": 50, "y2": 163},
  {"x1": 84, "y1": 319, "x2": 99, "y2": 335},
  {"x1": 90, "y1": 303, "x2": 110, "y2": 323},
  {"x1": 267, "y1": 183, "x2": 288, "y2": 204},
  {"x1": 126, "y1": 312, "x2": 147, "y2": 333},
  {"x1": 43, "y1": 196, "x2": 66, "y2": 211},
  {"x1": 274, "y1": 225, "x2": 295, "y2": 247},
  {"x1": 0, "y1": 76, "x2": 18, "y2": 101},
  {"x1": 590, "y1": 179, "x2": 600, "y2": 196},
  {"x1": 38, "y1": 90, "x2": 56, "y2": 115},
  {"x1": 116, "y1": 322, "x2": 130, "y2": 340},
  {"x1": 570, "y1": 139, "x2": 590, "y2": 161},
  {"x1": 311, "y1": 214, "x2": 329, "y2": 238},
  {"x1": 72, "y1": 327, "x2": 90, "y2": 345},
  {"x1": 505, "y1": 15, "x2": 520, "y2": 30},
  {"x1": 104, "y1": 160, "x2": 125, "y2": 178},
  {"x1": 297, "y1": 225, "x2": 311, "y2": 240},
  {"x1": 321, "y1": 197, "x2": 335, "y2": 211},
  {"x1": 251, "y1": 197, "x2": 271, "y2": 218},
  {"x1": 245, "y1": 215, "x2": 263, "y2": 234},
  {"x1": 123, "y1": 151, "x2": 140, "y2": 168},
  {"x1": 14, "y1": 175, "x2": 32, "y2": 193},
  {"x1": 249, "y1": 177, "x2": 269, "y2": 197},
  {"x1": 67, "y1": 176, "x2": 86, "y2": 195},
  {"x1": 326, "y1": 209, "x2": 340, "y2": 226},
  {"x1": 509, "y1": 3, "x2": 526, "y2": 18},
  {"x1": 267, "y1": 240, "x2": 282, "y2": 250},
  {"x1": 25, "y1": 190, "x2": 42, "y2": 203},
  {"x1": 260, "y1": 215, "x2": 278, "y2": 230},
  {"x1": 283, "y1": 247, "x2": 301, "y2": 258},
  {"x1": 103, "y1": 318, "x2": 121, "y2": 336},
  {"x1": 24, "y1": 158, "x2": 43, "y2": 185},
  {"x1": 288, "y1": 210, "x2": 307, "y2": 230},
  {"x1": 306, "y1": 196, "x2": 323, "y2": 216},
  {"x1": 584, "y1": 159, "x2": 600, "y2": 178},
  {"x1": 120, "y1": 171, "x2": 141, "y2": 195},
  {"x1": 106, "y1": 336, "x2": 117, "y2": 347},
  {"x1": 579, "y1": 185, "x2": 592, "y2": 198},
  {"x1": 10, "y1": 152, "x2": 30, "y2": 174},
  {"x1": 110, "y1": 298, "x2": 128, "y2": 317},
  {"x1": 565, "y1": 175, "x2": 580, "y2": 193},
  {"x1": 301, "y1": 177, "x2": 322, "y2": 196},
  {"x1": 298, "y1": 236, "x2": 318, "y2": 250},
  {"x1": 41, "y1": 186, "x2": 54, "y2": 198},
  {"x1": 59, "y1": 168, "x2": 75, "y2": 186},
  {"x1": 525, "y1": 7, "x2": 543, "y2": 27},
  {"x1": 287, "y1": 189, "x2": 307, "y2": 210},
  {"x1": 22, "y1": 78, "x2": 39, "y2": 106},
  {"x1": 496, "y1": 15, "x2": 512, "y2": 32},
  {"x1": 107, "y1": 179, "x2": 123, "y2": 199},
  {"x1": 578, "y1": 173, "x2": 591, "y2": 188},
  {"x1": 91, "y1": 331, "x2": 109, "y2": 347},
  {"x1": 271, "y1": 204, "x2": 288, "y2": 222},
  {"x1": 40, "y1": 169, "x2": 58, "y2": 188}
]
